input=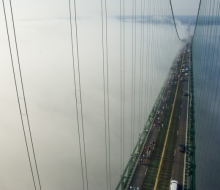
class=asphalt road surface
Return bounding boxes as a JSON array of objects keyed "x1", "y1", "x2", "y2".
[
  {"x1": 171, "y1": 46, "x2": 190, "y2": 189},
  {"x1": 128, "y1": 46, "x2": 189, "y2": 189}
]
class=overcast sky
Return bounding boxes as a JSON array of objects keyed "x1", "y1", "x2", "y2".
[
  {"x1": 1, "y1": 0, "x2": 201, "y2": 21},
  {"x1": 172, "y1": 0, "x2": 200, "y2": 16}
]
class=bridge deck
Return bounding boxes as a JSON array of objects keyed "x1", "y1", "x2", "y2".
[
  {"x1": 128, "y1": 45, "x2": 190, "y2": 190},
  {"x1": 171, "y1": 44, "x2": 190, "y2": 188}
]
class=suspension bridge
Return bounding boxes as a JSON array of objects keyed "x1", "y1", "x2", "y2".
[{"x1": 1, "y1": 0, "x2": 220, "y2": 190}]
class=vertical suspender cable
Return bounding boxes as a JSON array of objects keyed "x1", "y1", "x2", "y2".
[
  {"x1": 211, "y1": 95, "x2": 220, "y2": 189},
  {"x1": 100, "y1": 1, "x2": 108, "y2": 189},
  {"x1": 68, "y1": 1, "x2": 85, "y2": 189},
  {"x1": 204, "y1": 3, "x2": 220, "y2": 185},
  {"x1": 194, "y1": 0, "x2": 207, "y2": 156},
  {"x1": 193, "y1": 0, "x2": 208, "y2": 181},
  {"x1": 138, "y1": 0, "x2": 143, "y2": 134},
  {"x1": 119, "y1": 0, "x2": 123, "y2": 176},
  {"x1": 68, "y1": 0, "x2": 89, "y2": 189},
  {"x1": 122, "y1": 0, "x2": 125, "y2": 171},
  {"x1": 101, "y1": 0, "x2": 111, "y2": 188},
  {"x1": 133, "y1": 0, "x2": 137, "y2": 153},
  {"x1": 152, "y1": 0, "x2": 155, "y2": 108},
  {"x1": 200, "y1": 1, "x2": 219, "y2": 180},
  {"x1": 2, "y1": 1, "x2": 39, "y2": 189},
  {"x1": 130, "y1": 0, "x2": 135, "y2": 153},
  {"x1": 8, "y1": 1, "x2": 42, "y2": 189},
  {"x1": 138, "y1": 0, "x2": 142, "y2": 133},
  {"x1": 73, "y1": 0, "x2": 89, "y2": 189},
  {"x1": 196, "y1": 0, "x2": 213, "y2": 154},
  {"x1": 145, "y1": 0, "x2": 152, "y2": 124},
  {"x1": 143, "y1": 0, "x2": 148, "y2": 128},
  {"x1": 104, "y1": 1, "x2": 112, "y2": 188},
  {"x1": 141, "y1": 0, "x2": 145, "y2": 132}
]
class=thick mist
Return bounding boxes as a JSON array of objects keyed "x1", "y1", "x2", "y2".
[{"x1": 0, "y1": 1, "x2": 187, "y2": 190}]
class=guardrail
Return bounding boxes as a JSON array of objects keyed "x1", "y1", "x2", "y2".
[
  {"x1": 115, "y1": 60, "x2": 177, "y2": 190},
  {"x1": 184, "y1": 43, "x2": 196, "y2": 190}
]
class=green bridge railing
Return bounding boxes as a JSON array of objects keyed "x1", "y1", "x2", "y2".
[
  {"x1": 184, "y1": 43, "x2": 196, "y2": 190},
  {"x1": 115, "y1": 60, "x2": 176, "y2": 190}
]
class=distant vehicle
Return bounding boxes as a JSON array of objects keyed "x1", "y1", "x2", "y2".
[
  {"x1": 179, "y1": 143, "x2": 185, "y2": 152},
  {"x1": 184, "y1": 91, "x2": 189, "y2": 96},
  {"x1": 185, "y1": 73, "x2": 189, "y2": 76},
  {"x1": 182, "y1": 69, "x2": 185, "y2": 73},
  {"x1": 185, "y1": 68, "x2": 189, "y2": 71},
  {"x1": 170, "y1": 180, "x2": 178, "y2": 190},
  {"x1": 180, "y1": 77, "x2": 184, "y2": 81}
]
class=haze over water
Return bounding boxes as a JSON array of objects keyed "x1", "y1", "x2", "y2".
[{"x1": 0, "y1": 1, "x2": 189, "y2": 189}]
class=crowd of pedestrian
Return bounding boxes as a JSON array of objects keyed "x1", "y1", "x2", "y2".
[{"x1": 135, "y1": 59, "x2": 181, "y2": 186}]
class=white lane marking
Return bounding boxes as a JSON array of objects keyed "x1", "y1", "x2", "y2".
[{"x1": 174, "y1": 150, "x2": 176, "y2": 156}]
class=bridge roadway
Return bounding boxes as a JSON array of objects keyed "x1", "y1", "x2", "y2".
[
  {"x1": 128, "y1": 45, "x2": 190, "y2": 190},
  {"x1": 171, "y1": 44, "x2": 190, "y2": 189}
]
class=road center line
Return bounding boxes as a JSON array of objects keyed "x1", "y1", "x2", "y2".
[{"x1": 153, "y1": 49, "x2": 185, "y2": 190}]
